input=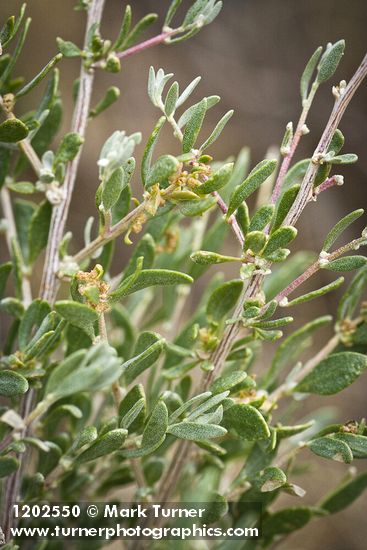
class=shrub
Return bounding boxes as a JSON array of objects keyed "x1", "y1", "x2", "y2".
[{"x1": 1, "y1": 1, "x2": 367, "y2": 548}]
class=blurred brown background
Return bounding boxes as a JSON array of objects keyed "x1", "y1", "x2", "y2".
[{"x1": 2, "y1": 0, "x2": 367, "y2": 548}]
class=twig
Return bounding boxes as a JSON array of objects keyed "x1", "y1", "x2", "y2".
[
  {"x1": 313, "y1": 175, "x2": 342, "y2": 197},
  {"x1": 2, "y1": 2, "x2": 107, "y2": 541},
  {"x1": 72, "y1": 185, "x2": 174, "y2": 266},
  {"x1": 271, "y1": 83, "x2": 318, "y2": 204},
  {"x1": 39, "y1": 0, "x2": 106, "y2": 303},
  {"x1": 275, "y1": 236, "x2": 366, "y2": 304},
  {"x1": 286, "y1": 53, "x2": 367, "y2": 227},
  {"x1": 94, "y1": 29, "x2": 178, "y2": 69},
  {"x1": 213, "y1": 191, "x2": 245, "y2": 247}
]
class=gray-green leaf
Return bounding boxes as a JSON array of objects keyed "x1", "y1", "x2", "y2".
[
  {"x1": 0, "y1": 370, "x2": 29, "y2": 397},
  {"x1": 182, "y1": 97, "x2": 207, "y2": 153},
  {"x1": 75, "y1": 429, "x2": 128, "y2": 463},
  {"x1": 227, "y1": 159, "x2": 277, "y2": 218},
  {"x1": 223, "y1": 404, "x2": 270, "y2": 440},
  {"x1": 296, "y1": 352, "x2": 367, "y2": 395}
]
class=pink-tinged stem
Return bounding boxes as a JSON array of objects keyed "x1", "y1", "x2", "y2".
[
  {"x1": 275, "y1": 236, "x2": 365, "y2": 303},
  {"x1": 276, "y1": 261, "x2": 319, "y2": 303},
  {"x1": 116, "y1": 30, "x2": 176, "y2": 59},
  {"x1": 213, "y1": 191, "x2": 245, "y2": 247},
  {"x1": 93, "y1": 29, "x2": 177, "y2": 68},
  {"x1": 271, "y1": 85, "x2": 317, "y2": 204},
  {"x1": 313, "y1": 175, "x2": 340, "y2": 197}
]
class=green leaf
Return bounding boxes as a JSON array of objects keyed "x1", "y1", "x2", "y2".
[
  {"x1": 168, "y1": 422, "x2": 226, "y2": 441},
  {"x1": 72, "y1": 426, "x2": 98, "y2": 452},
  {"x1": 0, "y1": 15, "x2": 30, "y2": 88},
  {"x1": 169, "y1": 392, "x2": 212, "y2": 422},
  {"x1": 0, "y1": 297, "x2": 24, "y2": 318},
  {"x1": 272, "y1": 185, "x2": 300, "y2": 232},
  {"x1": 316, "y1": 40, "x2": 345, "y2": 84},
  {"x1": 123, "y1": 400, "x2": 168, "y2": 458},
  {"x1": 54, "y1": 300, "x2": 98, "y2": 339},
  {"x1": 209, "y1": 371, "x2": 247, "y2": 394},
  {"x1": 24, "y1": 330, "x2": 56, "y2": 362},
  {"x1": 200, "y1": 110, "x2": 234, "y2": 151},
  {"x1": 283, "y1": 159, "x2": 310, "y2": 189},
  {"x1": 0, "y1": 16, "x2": 15, "y2": 49},
  {"x1": 165, "y1": 0, "x2": 183, "y2": 26},
  {"x1": 276, "y1": 420, "x2": 315, "y2": 439},
  {"x1": 146, "y1": 154, "x2": 180, "y2": 188},
  {"x1": 296, "y1": 352, "x2": 367, "y2": 395},
  {"x1": 120, "y1": 398, "x2": 145, "y2": 431},
  {"x1": 196, "y1": 162, "x2": 233, "y2": 194},
  {"x1": 0, "y1": 370, "x2": 28, "y2": 397},
  {"x1": 18, "y1": 299, "x2": 51, "y2": 350},
  {"x1": 235, "y1": 202, "x2": 250, "y2": 236},
  {"x1": 46, "y1": 344, "x2": 123, "y2": 400},
  {"x1": 262, "y1": 226, "x2": 297, "y2": 257},
  {"x1": 113, "y1": 5, "x2": 132, "y2": 50},
  {"x1": 141, "y1": 117, "x2": 166, "y2": 186},
  {"x1": 227, "y1": 159, "x2": 277, "y2": 218},
  {"x1": 25, "y1": 311, "x2": 62, "y2": 354},
  {"x1": 102, "y1": 167, "x2": 126, "y2": 210},
  {"x1": 244, "y1": 231, "x2": 267, "y2": 254},
  {"x1": 33, "y1": 98, "x2": 63, "y2": 156},
  {"x1": 16, "y1": 53, "x2": 63, "y2": 98},
  {"x1": 262, "y1": 507, "x2": 315, "y2": 542},
  {"x1": 109, "y1": 269, "x2": 193, "y2": 302},
  {"x1": 320, "y1": 471, "x2": 367, "y2": 514},
  {"x1": 178, "y1": 196, "x2": 216, "y2": 217},
  {"x1": 118, "y1": 384, "x2": 146, "y2": 432},
  {"x1": 284, "y1": 277, "x2": 345, "y2": 308},
  {"x1": 249, "y1": 204, "x2": 275, "y2": 232},
  {"x1": 259, "y1": 466, "x2": 287, "y2": 492},
  {"x1": 90, "y1": 86, "x2": 120, "y2": 118},
  {"x1": 124, "y1": 13, "x2": 158, "y2": 49},
  {"x1": 323, "y1": 256, "x2": 367, "y2": 272},
  {"x1": 28, "y1": 200, "x2": 52, "y2": 264},
  {"x1": 322, "y1": 209, "x2": 364, "y2": 252},
  {"x1": 0, "y1": 262, "x2": 12, "y2": 299},
  {"x1": 0, "y1": 118, "x2": 29, "y2": 143},
  {"x1": 223, "y1": 404, "x2": 270, "y2": 440},
  {"x1": 75, "y1": 429, "x2": 128, "y2": 464},
  {"x1": 252, "y1": 316, "x2": 293, "y2": 329},
  {"x1": 55, "y1": 132, "x2": 84, "y2": 164},
  {"x1": 164, "y1": 81, "x2": 179, "y2": 117},
  {"x1": 0, "y1": 456, "x2": 19, "y2": 478},
  {"x1": 206, "y1": 279, "x2": 243, "y2": 323},
  {"x1": 7, "y1": 181, "x2": 35, "y2": 194},
  {"x1": 182, "y1": 97, "x2": 207, "y2": 153},
  {"x1": 187, "y1": 391, "x2": 230, "y2": 421},
  {"x1": 190, "y1": 251, "x2": 239, "y2": 265},
  {"x1": 56, "y1": 37, "x2": 82, "y2": 57},
  {"x1": 333, "y1": 433, "x2": 367, "y2": 458},
  {"x1": 124, "y1": 332, "x2": 165, "y2": 385},
  {"x1": 337, "y1": 266, "x2": 367, "y2": 321},
  {"x1": 327, "y1": 153, "x2": 358, "y2": 165},
  {"x1": 308, "y1": 436, "x2": 353, "y2": 463},
  {"x1": 300, "y1": 46, "x2": 322, "y2": 100}
]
